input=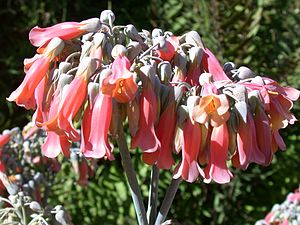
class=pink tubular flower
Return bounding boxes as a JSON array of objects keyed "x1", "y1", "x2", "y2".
[
  {"x1": 102, "y1": 55, "x2": 138, "y2": 103},
  {"x1": 192, "y1": 94, "x2": 230, "y2": 127},
  {"x1": 42, "y1": 131, "x2": 71, "y2": 158},
  {"x1": 173, "y1": 118, "x2": 204, "y2": 182},
  {"x1": 155, "y1": 36, "x2": 179, "y2": 61},
  {"x1": 142, "y1": 100, "x2": 176, "y2": 169},
  {"x1": 253, "y1": 105, "x2": 273, "y2": 166},
  {"x1": 7, "y1": 37, "x2": 64, "y2": 109},
  {"x1": 81, "y1": 92, "x2": 114, "y2": 160},
  {"x1": 42, "y1": 57, "x2": 97, "y2": 141},
  {"x1": 131, "y1": 81, "x2": 161, "y2": 153},
  {"x1": 29, "y1": 18, "x2": 100, "y2": 47},
  {"x1": 232, "y1": 112, "x2": 267, "y2": 169},
  {"x1": 204, "y1": 123, "x2": 232, "y2": 184},
  {"x1": 202, "y1": 48, "x2": 230, "y2": 81}
]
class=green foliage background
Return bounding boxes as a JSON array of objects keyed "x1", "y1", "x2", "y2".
[{"x1": 0, "y1": 0, "x2": 299, "y2": 224}]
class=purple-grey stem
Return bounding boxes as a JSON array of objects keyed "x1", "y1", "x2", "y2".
[
  {"x1": 116, "y1": 116, "x2": 148, "y2": 225},
  {"x1": 154, "y1": 178, "x2": 182, "y2": 225}
]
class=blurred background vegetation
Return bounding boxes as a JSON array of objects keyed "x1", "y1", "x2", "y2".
[{"x1": 0, "y1": 0, "x2": 299, "y2": 224}]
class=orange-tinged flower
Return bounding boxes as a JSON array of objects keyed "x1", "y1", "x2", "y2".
[
  {"x1": 131, "y1": 80, "x2": 160, "y2": 152},
  {"x1": 81, "y1": 91, "x2": 114, "y2": 160},
  {"x1": 7, "y1": 37, "x2": 64, "y2": 110},
  {"x1": 142, "y1": 100, "x2": 176, "y2": 169},
  {"x1": 42, "y1": 57, "x2": 97, "y2": 141},
  {"x1": 102, "y1": 55, "x2": 138, "y2": 103},
  {"x1": 173, "y1": 118, "x2": 204, "y2": 183},
  {"x1": 204, "y1": 123, "x2": 232, "y2": 184},
  {"x1": 29, "y1": 18, "x2": 100, "y2": 47},
  {"x1": 193, "y1": 94, "x2": 230, "y2": 127},
  {"x1": 7, "y1": 56, "x2": 50, "y2": 109}
]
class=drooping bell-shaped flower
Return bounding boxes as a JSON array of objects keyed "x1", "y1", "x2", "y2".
[
  {"x1": 29, "y1": 18, "x2": 100, "y2": 47},
  {"x1": 202, "y1": 48, "x2": 230, "y2": 81},
  {"x1": 41, "y1": 131, "x2": 71, "y2": 158},
  {"x1": 42, "y1": 57, "x2": 97, "y2": 141},
  {"x1": 7, "y1": 38, "x2": 64, "y2": 109},
  {"x1": 131, "y1": 78, "x2": 160, "y2": 153},
  {"x1": 102, "y1": 45, "x2": 138, "y2": 103},
  {"x1": 204, "y1": 123, "x2": 233, "y2": 184},
  {"x1": 143, "y1": 98, "x2": 176, "y2": 169},
  {"x1": 81, "y1": 83, "x2": 114, "y2": 160},
  {"x1": 173, "y1": 118, "x2": 204, "y2": 183},
  {"x1": 232, "y1": 112, "x2": 268, "y2": 169},
  {"x1": 250, "y1": 92, "x2": 273, "y2": 166}
]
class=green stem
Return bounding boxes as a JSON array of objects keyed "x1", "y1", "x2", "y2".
[
  {"x1": 154, "y1": 178, "x2": 181, "y2": 225},
  {"x1": 147, "y1": 165, "x2": 160, "y2": 225},
  {"x1": 116, "y1": 117, "x2": 148, "y2": 225}
]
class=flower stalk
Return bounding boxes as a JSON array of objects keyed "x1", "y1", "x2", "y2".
[
  {"x1": 115, "y1": 108, "x2": 148, "y2": 225},
  {"x1": 147, "y1": 165, "x2": 160, "y2": 225},
  {"x1": 155, "y1": 178, "x2": 182, "y2": 225}
]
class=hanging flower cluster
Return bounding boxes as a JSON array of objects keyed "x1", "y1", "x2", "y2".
[{"x1": 8, "y1": 10, "x2": 299, "y2": 185}]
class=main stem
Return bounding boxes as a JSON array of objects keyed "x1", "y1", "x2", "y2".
[
  {"x1": 116, "y1": 117, "x2": 148, "y2": 225},
  {"x1": 154, "y1": 178, "x2": 181, "y2": 225},
  {"x1": 147, "y1": 165, "x2": 159, "y2": 225}
]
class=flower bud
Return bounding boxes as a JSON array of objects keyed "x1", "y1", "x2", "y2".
[
  {"x1": 152, "y1": 28, "x2": 163, "y2": 38},
  {"x1": 185, "y1": 31, "x2": 204, "y2": 47},
  {"x1": 125, "y1": 24, "x2": 142, "y2": 42},
  {"x1": 158, "y1": 61, "x2": 172, "y2": 83},
  {"x1": 127, "y1": 41, "x2": 142, "y2": 61},
  {"x1": 153, "y1": 36, "x2": 166, "y2": 49},
  {"x1": 58, "y1": 73, "x2": 74, "y2": 91},
  {"x1": 80, "y1": 18, "x2": 101, "y2": 33},
  {"x1": 44, "y1": 37, "x2": 65, "y2": 60},
  {"x1": 100, "y1": 10, "x2": 115, "y2": 24},
  {"x1": 29, "y1": 201, "x2": 42, "y2": 212},
  {"x1": 111, "y1": 44, "x2": 127, "y2": 59},
  {"x1": 55, "y1": 209, "x2": 69, "y2": 225},
  {"x1": 58, "y1": 62, "x2": 72, "y2": 75},
  {"x1": 223, "y1": 62, "x2": 236, "y2": 76},
  {"x1": 235, "y1": 66, "x2": 256, "y2": 80}
]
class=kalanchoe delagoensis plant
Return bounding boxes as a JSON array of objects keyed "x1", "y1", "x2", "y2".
[{"x1": 3, "y1": 9, "x2": 300, "y2": 225}]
